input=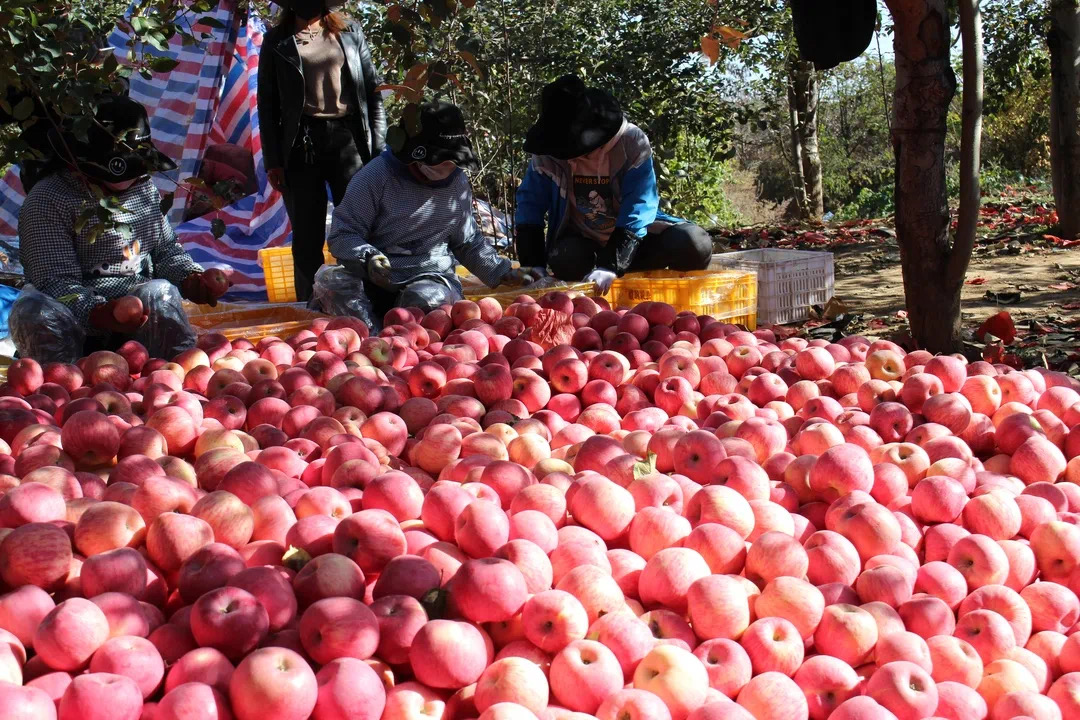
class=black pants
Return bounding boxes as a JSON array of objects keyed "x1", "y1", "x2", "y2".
[
  {"x1": 283, "y1": 116, "x2": 364, "y2": 301},
  {"x1": 547, "y1": 222, "x2": 713, "y2": 281}
]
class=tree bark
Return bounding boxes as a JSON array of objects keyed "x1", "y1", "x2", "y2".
[
  {"x1": 954, "y1": 0, "x2": 984, "y2": 311},
  {"x1": 794, "y1": 60, "x2": 824, "y2": 220},
  {"x1": 786, "y1": 71, "x2": 810, "y2": 218},
  {"x1": 1049, "y1": 0, "x2": 1080, "y2": 238},
  {"x1": 884, "y1": 0, "x2": 959, "y2": 352}
]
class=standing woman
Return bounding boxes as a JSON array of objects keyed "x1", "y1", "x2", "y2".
[{"x1": 258, "y1": 0, "x2": 386, "y2": 300}]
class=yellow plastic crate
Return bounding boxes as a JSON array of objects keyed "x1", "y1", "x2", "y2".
[
  {"x1": 259, "y1": 244, "x2": 336, "y2": 304},
  {"x1": 187, "y1": 302, "x2": 329, "y2": 341},
  {"x1": 463, "y1": 280, "x2": 596, "y2": 307},
  {"x1": 606, "y1": 270, "x2": 758, "y2": 329}
]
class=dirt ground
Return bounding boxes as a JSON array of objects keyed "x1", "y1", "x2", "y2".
[{"x1": 832, "y1": 242, "x2": 1080, "y2": 326}]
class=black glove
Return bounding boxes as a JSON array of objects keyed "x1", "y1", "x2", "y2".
[
  {"x1": 515, "y1": 224, "x2": 547, "y2": 269},
  {"x1": 595, "y1": 227, "x2": 643, "y2": 277}
]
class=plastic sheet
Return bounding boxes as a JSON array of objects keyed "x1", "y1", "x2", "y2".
[
  {"x1": 310, "y1": 265, "x2": 380, "y2": 331},
  {"x1": 131, "y1": 280, "x2": 198, "y2": 360},
  {"x1": 398, "y1": 278, "x2": 462, "y2": 313},
  {"x1": 10, "y1": 280, "x2": 197, "y2": 363},
  {"x1": 9, "y1": 287, "x2": 86, "y2": 364}
]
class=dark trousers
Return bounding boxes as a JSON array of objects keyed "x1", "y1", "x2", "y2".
[
  {"x1": 547, "y1": 222, "x2": 713, "y2": 281},
  {"x1": 360, "y1": 277, "x2": 463, "y2": 320},
  {"x1": 283, "y1": 116, "x2": 364, "y2": 301}
]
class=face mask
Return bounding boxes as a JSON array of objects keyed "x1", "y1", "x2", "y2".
[
  {"x1": 417, "y1": 161, "x2": 458, "y2": 182},
  {"x1": 292, "y1": 0, "x2": 325, "y2": 20},
  {"x1": 104, "y1": 178, "x2": 138, "y2": 192}
]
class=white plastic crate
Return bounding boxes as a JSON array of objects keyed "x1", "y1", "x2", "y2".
[{"x1": 709, "y1": 249, "x2": 834, "y2": 325}]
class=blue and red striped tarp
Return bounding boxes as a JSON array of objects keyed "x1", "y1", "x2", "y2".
[{"x1": 0, "y1": 3, "x2": 291, "y2": 300}]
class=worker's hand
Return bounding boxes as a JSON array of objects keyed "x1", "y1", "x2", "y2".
[
  {"x1": 367, "y1": 254, "x2": 393, "y2": 289},
  {"x1": 181, "y1": 270, "x2": 230, "y2": 307},
  {"x1": 267, "y1": 168, "x2": 286, "y2": 192},
  {"x1": 586, "y1": 268, "x2": 617, "y2": 294},
  {"x1": 503, "y1": 266, "x2": 545, "y2": 286},
  {"x1": 88, "y1": 297, "x2": 148, "y2": 335}
]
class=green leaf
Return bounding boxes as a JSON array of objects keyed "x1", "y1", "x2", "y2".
[
  {"x1": 632, "y1": 452, "x2": 658, "y2": 480},
  {"x1": 421, "y1": 587, "x2": 448, "y2": 619},
  {"x1": 148, "y1": 56, "x2": 180, "y2": 73},
  {"x1": 210, "y1": 218, "x2": 226, "y2": 239},
  {"x1": 11, "y1": 96, "x2": 33, "y2": 121},
  {"x1": 198, "y1": 16, "x2": 226, "y2": 30},
  {"x1": 282, "y1": 545, "x2": 312, "y2": 572},
  {"x1": 86, "y1": 224, "x2": 103, "y2": 245}
]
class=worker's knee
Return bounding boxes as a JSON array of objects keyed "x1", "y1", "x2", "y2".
[
  {"x1": 398, "y1": 280, "x2": 462, "y2": 313},
  {"x1": 547, "y1": 234, "x2": 597, "y2": 281},
  {"x1": 664, "y1": 223, "x2": 713, "y2": 270}
]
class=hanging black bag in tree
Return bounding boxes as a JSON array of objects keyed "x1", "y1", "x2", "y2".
[{"x1": 789, "y1": 0, "x2": 879, "y2": 70}]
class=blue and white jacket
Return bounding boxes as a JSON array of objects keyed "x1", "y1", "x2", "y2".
[{"x1": 514, "y1": 122, "x2": 681, "y2": 268}]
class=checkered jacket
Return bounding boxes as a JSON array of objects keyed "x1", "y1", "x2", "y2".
[
  {"x1": 19, "y1": 171, "x2": 202, "y2": 328},
  {"x1": 328, "y1": 149, "x2": 511, "y2": 289}
]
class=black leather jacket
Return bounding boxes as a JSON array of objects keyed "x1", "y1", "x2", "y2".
[{"x1": 257, "y1": 21, "x2": 387, "y2": 171}]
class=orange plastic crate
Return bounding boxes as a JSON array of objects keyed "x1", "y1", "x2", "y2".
[
  {"x1": 606, "y1": 270, "x2": 758, "y2": 328},
  {"x1": 258, "y1": 244, "x2": 336, "y2": 304}
]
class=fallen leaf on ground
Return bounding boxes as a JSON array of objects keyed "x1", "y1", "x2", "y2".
[
  {"x1": 977, "y1": 310, "x2": 1018, "y2": 345},
  {"x1": 965, "y1": 277, "x2": 988, "y2": 285}
]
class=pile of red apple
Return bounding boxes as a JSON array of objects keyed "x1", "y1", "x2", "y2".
[{"x1": 0, "y1": 289, "x2": 1078, "y2": 720}]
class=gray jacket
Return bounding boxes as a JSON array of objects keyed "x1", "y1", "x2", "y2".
[{"x1": 257, "y1": 21, "x2": 386, "y2": 170}]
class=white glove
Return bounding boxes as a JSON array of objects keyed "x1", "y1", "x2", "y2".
[
  {"x1": 586, "y1": 268, "x2": 617, "y2": 294},
  {"x1": 367, "y1": 254, "x2": 393, "y2": 289}
]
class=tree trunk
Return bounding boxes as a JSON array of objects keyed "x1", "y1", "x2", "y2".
[
  {"x1": 955, "y1": 0, "x2": 984, "y2": 313},
  {"x1": 1049, "y1": 0, "x2": 1080, "y2": 238},
  {"x1": 794, "y1": 60, "x2": 824, "y2": 220},
  {"x1": 884, "y1": 0, "x2": 959, "y2": 352},
  {"x1": 787, "y1": 71, "x2": 810, "y2": 217}
]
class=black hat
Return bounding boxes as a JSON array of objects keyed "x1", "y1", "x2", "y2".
[
  {"x1": 524, "y1": 74, "x2": 625, "y2": 160},
  {"x1": 49, "y1": 97, "x2": 177, "y2": 184},
  {"x1": 393, "y1": 101, "x2": 479, "y2": 172}
]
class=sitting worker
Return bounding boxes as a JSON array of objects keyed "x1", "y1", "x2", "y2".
[
  {"x1": 325, "y1": 101, "x2": 533, "y2": 319},
  {"x1": 515, "y1": 74, "x2": 713, "y2": 293},
  {"x1": 10, "y1": 97, "x2": 229, "y2": 364}
]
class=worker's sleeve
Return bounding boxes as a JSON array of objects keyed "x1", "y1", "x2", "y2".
[
  {"x1": 328, "y1": 165, "x2": 383, "y2": 268},
  {"x1": 451, "y1": 182, "x2": 511, "y2": 288},
  {"x1": 150, "y1": 210, "x2": 203, "y2": 284}
]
